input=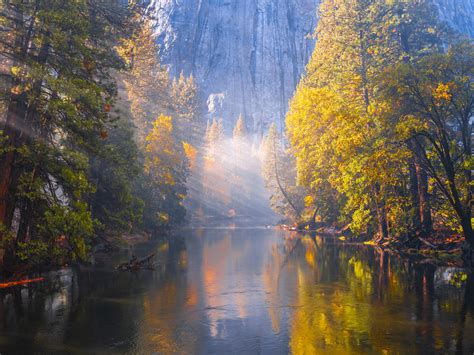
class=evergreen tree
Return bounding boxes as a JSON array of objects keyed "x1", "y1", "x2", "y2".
[
  {"x1": 204, "y1": 119, "x2": 225, "y2": 160},
  {"x1": 170, "y1": 72, "x2": 199, "y2": 145},
  {"x1": 201, "y1": 119, "x2": 230, "y2": 215},
  {"x1": 0, "y1": 0, "x2": 135, "y2": 269},
  {"x1": 119, "y1": 16, "x2": 170, "y2": 145},
  {"x1": 233, "y1": 114, "x2": 247, "y2": 142}
]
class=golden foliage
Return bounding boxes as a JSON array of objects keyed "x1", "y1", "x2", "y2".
[{"x1": 144, "y1": 114, "x2": 183, "y2": 187}]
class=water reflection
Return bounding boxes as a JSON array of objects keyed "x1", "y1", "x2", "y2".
[
  {"x1": 285, "y1": 235, "x2": 474, "y2": 354},
  {"x1": 0, "y1": 229, "x2": 472, "y2": 354}
]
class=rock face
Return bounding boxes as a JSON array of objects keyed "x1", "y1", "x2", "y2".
[
  {"x1": 435, "y1": 0, "x2": 474, "y2": 37},
  {"x1": 147, "y1": 0, "x2": 318, "y2": 134},
  {"x1": 147, "y1": 0, "x2": 473, "y2": 134}
]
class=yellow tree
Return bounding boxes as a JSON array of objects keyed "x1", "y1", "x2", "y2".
[
  {"x1": 287, "y1": 0, "x2": 446, "y2": 240},
  {"x1": 119, "y1": 18, "x2": 170, "y2": 145},
  {"x1": 170, "y1": 72, "x2": 199, "y2": 144},
  {"x1": 380, "y1": 43, "x2": 474, "y2": 258},
  {"x1": 144, "y1": 115, "x2": 187, "y2": 225}
]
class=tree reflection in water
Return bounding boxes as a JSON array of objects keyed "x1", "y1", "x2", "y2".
[
  {"x1": 0, "y1": 229, "x2": 472, "y2": 354},
  {"x1": 283, "y1": 234, "x2": 474, "y2": 354}
]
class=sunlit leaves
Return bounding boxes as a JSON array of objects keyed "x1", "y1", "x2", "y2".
[
  {"x1": 286, "y1": 0, "x2": 455, "y2": 238},
  {"x1": 145, "y1": 115, "x2": 181, "y2": 187},
  {"x1": 432, "y1": 82, "x2": 452, "y2": 103},
  {"x1": 380, "y1": 42, "x2": 474, "y2": 240}
]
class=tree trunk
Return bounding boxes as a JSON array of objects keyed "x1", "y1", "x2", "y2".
[
  {"x1": 376, "y1": 203, "x2": 389, "y2": 242},
  {"x1": 416, "y1": 162, "x2": 432, "y2": 236},
  {"x1": 409, "y1": 160, "x2": 421, "y2": 232},
  {"x1": 461, "y1": 217, "x2": 473, "y2": 263},
  {"x1": 374, "y1": 184, "x2": 389, "y2": 243},
  {"x1": 0, "y1": 96, "x2": 26, "y2": 229},
  {"x1": 308, "y1": 207, "x2": 319, "y2": 230},
  {"x1": 16, "y1": 166, "x2": 38, "y2": 244},
  {"x1": 1, "y1": 11, "x2": 48, "y2": 270},
  {"x1": 272, "y1": 140, "x2": 301, "y2": 219},
  {"x1": 0, "y1": 2, "x2": 27, "y2": 240}
]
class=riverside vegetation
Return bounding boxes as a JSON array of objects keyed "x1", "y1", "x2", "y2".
[
  {"x1": 0, "y1": 0, "x2": 473, "y2": 278},
  {"x1": 264, "y1": 0, "x2": 474, "y2": 263},
  {"x1": 0, "y1": 1, "x2": 198, "y2": 275}
]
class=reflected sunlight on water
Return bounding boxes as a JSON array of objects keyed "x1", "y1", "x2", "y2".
[{"x1": 0, "y1": 228, "x2": 473, "y2": 354}]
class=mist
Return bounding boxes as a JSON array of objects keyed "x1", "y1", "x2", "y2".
[{"x1": 184, "y1": 119, "x2": 278, "y2": 227}]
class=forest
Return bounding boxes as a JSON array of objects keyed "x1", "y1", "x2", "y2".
[
  {"x1": 0, "y1": 1, "x2": 200, "y2": 274},
  {"x1": 0, "y1": 0, "x2": 473, "y2": 278},
  {"x1": 276, "y1": 0, "x2": 474, "y2": 263},
  {"x1": 0, "y1": 1, "x2": 473, "y2": 354}
]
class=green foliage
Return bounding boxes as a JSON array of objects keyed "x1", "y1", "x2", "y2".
[
  {"x1": 40, "y1": 202, "x2": 95, "y2": 261},
  {"x1": 379, "y1": 41, "x2": 474, "y2": 242},
  {"x1": 15, "y1": 200, "x2": 95, "y2": 266},
  {"x1": 286, "y1": 0, "x2": 468, "y2": 244},
  {"x1": 16, "y1": 240, "x2": 49, "y2": 266},
  {"x1": 0, "y1": 1, "x2": 148, "y2": 270},
  {"x1": 0, "y1": 1, "x2": 200, "y2": 272}
]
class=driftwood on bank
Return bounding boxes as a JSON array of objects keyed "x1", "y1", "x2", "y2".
[
  {"x1": 0, "y1": 277, "x2": 44, "y2": 289},
  {"x1": 116, "y1": 253, "x2": 155, "y2": 271}
]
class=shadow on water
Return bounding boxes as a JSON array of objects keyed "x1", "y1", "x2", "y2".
[{"x1": 0, "y1": 228, "x2": 473, "y2": 354}]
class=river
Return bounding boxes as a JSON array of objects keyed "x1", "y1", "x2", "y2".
[{"x1": 0, "y1": 227, "x2": 473, "y2": 354}]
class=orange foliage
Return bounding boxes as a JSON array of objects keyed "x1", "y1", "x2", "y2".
[{"x1": 183, "y1": 142, "x2": 197, "y2": 170}]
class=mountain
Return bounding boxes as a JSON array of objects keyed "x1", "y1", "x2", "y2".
[
  {"x1": 147, "y1": 0, "x2": 474, "y2": 134},
  {"x1": 436, "y1": 0, "x2": 474, "y2": 37}
]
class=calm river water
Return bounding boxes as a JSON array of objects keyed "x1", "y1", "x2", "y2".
[{"x1": 0, "y1": 227, "x2": 473, "y2": 354}]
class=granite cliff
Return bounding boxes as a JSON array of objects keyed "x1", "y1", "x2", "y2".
[{"x1": 147, "y1": 0, "x2": 474, "y2": 134}]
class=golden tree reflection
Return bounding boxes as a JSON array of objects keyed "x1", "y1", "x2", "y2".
[
  {"x1": 283, "y1": 234, "x2": 474, "y2": 354},
  {"x1": 262, "y1": 243, "x2": 285, "y2": 333}
]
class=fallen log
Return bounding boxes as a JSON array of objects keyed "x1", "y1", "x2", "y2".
[
  {"x1": 116, "y1": 253, "x2": 155, "y2": 271},
  {"x1": 0, "y1": 277, "x2": 44, "y2": 289}
]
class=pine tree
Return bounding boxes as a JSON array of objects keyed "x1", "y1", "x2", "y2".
[
  {"x1": 170, "y1": 72, "x2": 199, "y2": 144},
  {"x1": 233, "y1": 114, "x2": 247, "y2": 142},
  {"x1": 119, "y1": 17, "x2": 170, "y2": 146},
  {"x1": 229, "y1": 115, "x2": 249, "y2": 214},
  {"x1": 204, "y1": 119, "x2": 225, "y2": 160},
  {"x1": 0, "y1": 0, "x2": 135, "y2": 269}
]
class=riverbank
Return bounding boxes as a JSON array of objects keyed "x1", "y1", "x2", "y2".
[
  {"x1": 0, "y1": 230, "x2": 162, "y2": 282},
  {"x1": 280, "y1": 224, "x2": 469, "y2": 267}
]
